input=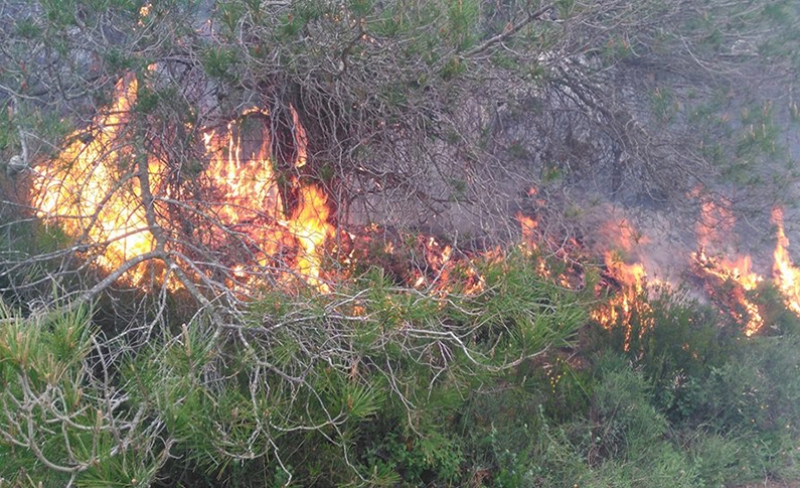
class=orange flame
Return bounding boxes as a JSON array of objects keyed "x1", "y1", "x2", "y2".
[
  {"x1": 517, "y1": 212, "x2": 538, "y2": 253},
  {"x1": 287, "y1": 185, "x2": 334, "y2": 292},
  {"x1": 693, "y1": 250, "x2": 762, "y2": 292},
  {"x1": 586, "y1": 215, "x2": 654, "y2": 349},
  {"x1": 692, "y1": 250, "x2": 765, "y2": 336},
  {"x1": 691, "y1": 201, "x2": 764, "y2": 336},
  {"x1": 31, "y1": 75, "x2": 333, "y2": 292},
  {"x1": 36, "y1": 74, "x2": 800, "y2": 339},
  {"x1": 772, "y1": 207, "x2": 800, "y2": 315},
  {"x1": 591, "y1": 252, "x2": 650, "y2": 350},
  {"x1": 32, "y1": 76, "x2": 159, "y2": 284},
  {"x1": 696, "y1": 200, "x2": 733, "y2": 250}
]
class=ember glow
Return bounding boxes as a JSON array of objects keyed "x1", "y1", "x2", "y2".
[
  {"x1": 406, "y1": 235, "x2": 486, "y2": 294},
  {"x1": 517, "y1": 213, "x2": 538, "y2": 248}
]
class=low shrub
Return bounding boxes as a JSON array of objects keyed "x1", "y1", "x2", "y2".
[{"x1": 4, "y1": 254, "x2": 800, "y2": 487}]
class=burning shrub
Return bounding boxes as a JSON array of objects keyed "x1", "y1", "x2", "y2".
[
  {"x1": 590, "y1": 286, "x2": 737, "y2": 418},
  {"x1": 3, "y1": 2, "x2": 800, "y2": 485}
]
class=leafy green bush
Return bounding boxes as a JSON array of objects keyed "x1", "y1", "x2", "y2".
[
  {"x1": 0, "y1": 251, "x2": 591, "y2": 486},
  {"x1": 5, "y1": 252, "x2": 800, "y2": 487},
  {"x1": 587, "y1": 283, "x2": 800, "y2": 486},
  {"x1": 688, "y1": 432, "x2": 752, "y2": 486},
  {"x1": 588, "y1": 354, "x2": 669, "y2": 461},
  {"x1": 591, "y1": 285, "x2": 740, "y2": 422},
  {"x1": 0, "y1": 303, "x2": 166, "y2": 487},
  {"x1": 691, "y1": 335, "x2": 800, "y2": 481}
]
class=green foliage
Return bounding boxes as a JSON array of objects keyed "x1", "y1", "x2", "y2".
[
  {"x1": 0, "y1": 250, "x2": 595, "y2": 486},
  {"x1": 699, "y1": 335, "x2": 800, "y2": 431},
  {"x1": 651, "y1": 87, "x2": 678, "y2": 124},
  {"x1": 5, "y1": 251, "x2": 800, "y2": 486},
  {"x1": 6, "y1": 0, "x2": 800, "y2": 485},
  {"x1": 440, "y1": 56, "x2": 467, "y2": 81},
  {"x1": 587, "y1": 354, "x2": 669, "y2": 460},
  {"x1": 592, "y1": 285, "x2": 740, "y2": 421},
  {"x1": 105, "y1": 48, "x2": 137, "y2": 73},
  {"x1": 200, "y1": 47, "x2": 240, "y2": 81},
  {"x1": 13, "y1": 18, "x2": 42, "y2": 40},
  {"x1": 0, "y1": 303, "x2": 163, "y2": 486},
  {"x1": 362, "y1": 429, "x2": 464, "y2": 484},
  {"x1": 539, "y1": 356, "x2": 593, "y2": 424},
  {"x1": 687, "y1": 432, "x2": 746, "y2": 486},
  {"x1": 446, "y1": 0, "x2": 479, "y2": 51},
  {"x1": 586, "y1": 284, "x2": 800, "y2": 485},
  {"x1": 758, "y1": 283, "x2": 800, "y2": 335}
]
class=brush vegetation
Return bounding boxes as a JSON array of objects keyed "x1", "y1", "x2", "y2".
[
  {"x1": 2, "y1": 252, "x2": 800, "y2": 487},
  {"x1": 3, "y1": 0, "x2": 800, "y2": 486}
]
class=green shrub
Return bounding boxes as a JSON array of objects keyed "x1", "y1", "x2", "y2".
[
  {"x1": 0, "y1": 249, "x2": 591, "y2": 486},
  {"x1": 586, "y1": 354, "x2": 668, "y2": 461},
  {"x1": 688, "y1": 432, "x2": 753, "y2": 486},
  {"x1": 6, "y1": 253, "x2": 800, "y2": 487},
  {"x1": 591, "y1": 285, "x2": 741, "y2": 422},
  {"x1": 0, "y1": 303, "x2": 166, "y2": 486},
  {"x1": 587, "y1": 284, "x2": 800, "y2": 486}
]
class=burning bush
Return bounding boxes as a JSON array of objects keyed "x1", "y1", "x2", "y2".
[{"x1": 3, "y1": 0, "x2": 800, "y2": 486}]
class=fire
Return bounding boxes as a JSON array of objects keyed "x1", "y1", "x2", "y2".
[
  {"x1": 199, "y1": 107, "x2": 333, "y2": 291},
  {"x1": 30, "y1": 74, "x2": 334, "y2": 292},
  {"x1": 409, "y1": 236, "x2": 460, "y2": 291},
  {"x1": 598, "y1": 218, "x2": 648, "y2": 252},
  {"x1": 287, "y1": 185, "x2": 334, "y2": 292},
  {"x1": 586, "y1": 215, "x2": 654, "y2": 349},
  {"x1": 32, "y1": 75, "x2": 159, "y2": 283},
  {"x1": 693, "y1": 250, "x2": 763, "y2": 292},
  {"x1": 692, "y1": 250, "x2": 765, "y2": 337},
  {"x1": 517, "y1": 212, "x2": 538, "y2": 253},
  {"x1": 348, "y1": 199, "x2": 800, "y2": 341},
  {"x1": 772, "y1": 207, "x2": 800, "y2": 314},
  {"x1": 693, "y1": 198, "x2": 762, "y2": 291},
  {"x1": 689, "y1": 199, "x2": 765, "y2": 336},
  {"x1": 592, "y1": 251, "x2": 650, "y2": 350},
  {"x1": 29, "y1": 74, "x2": 800, "y2": 341},
  {"x1": 742, "y1": 298, "x2": 764, "y2": 337},
  {"x1": 348, "y1": 230, "x2": 501, "y2": 296}
]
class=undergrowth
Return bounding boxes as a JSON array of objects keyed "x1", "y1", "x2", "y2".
[{"x1": 2, "y1": 252, "x2": 800, "y2": 487}]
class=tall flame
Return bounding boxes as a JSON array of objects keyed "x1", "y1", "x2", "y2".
[
  {"x1": 592, "y1": 252, "x2": 650, "y2": 350},
  {"x1": 691, "y1": 200, "x2": 764, "y2": 336},
  {"x1": 772, "y1": 207, "x2": 800, "y2": 315},
  {"x1": 31, "y1": 75, "x2": 333, "y2": 292},
  {"x1": 32, "y1": 76, "x2": 159, "y2": 283},
  {"x1": 287, "y1": 185, "x2": 334, "y2": 292}
]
